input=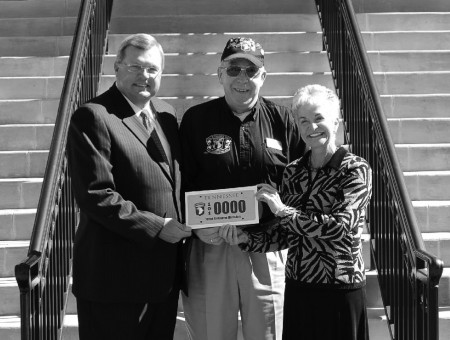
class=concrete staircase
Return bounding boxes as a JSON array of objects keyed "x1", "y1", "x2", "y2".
[{"x1": 0, "y1": 0, "x2": 448, "y2": 339}]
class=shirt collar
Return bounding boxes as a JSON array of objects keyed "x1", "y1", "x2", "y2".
[
  {"x1": 116, "y1": 83, "x2": 152, "y2": 117},
  {"x1": 224, "y1": 96, "x2": 261, "y2": 122},
  {"x1": 300, "y1": 146, "x2": 348, "y2": 170}
]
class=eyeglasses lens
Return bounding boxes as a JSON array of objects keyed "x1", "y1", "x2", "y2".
[
  {"x1": 226, "y1": 66, "x2": 259, "y2": 78},
  {"x1": 123, "y1": 64, "x2": 159, "y2": 77}
]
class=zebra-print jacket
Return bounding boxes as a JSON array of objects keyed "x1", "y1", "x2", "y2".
[{"x1": 243, "y1": 147, "x2": 372, "y2": 289}]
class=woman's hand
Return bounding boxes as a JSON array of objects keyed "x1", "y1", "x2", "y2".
[
  {"x1": 255, "y1": 183, "x2": 285, "y2": 215},
  {"x1": 219, "y1": 225, "x2": 249, "y2": 246}
]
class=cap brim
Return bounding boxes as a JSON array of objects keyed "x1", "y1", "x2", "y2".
[{"x1": 223, "y1": 53, "x2": 263, "y2": 67}]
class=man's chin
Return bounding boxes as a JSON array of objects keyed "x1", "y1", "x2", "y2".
[{"x1": 138, "y1": 90, "x2": 152, "y2": 97}]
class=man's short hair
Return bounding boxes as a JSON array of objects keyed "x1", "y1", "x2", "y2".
[{"x1": 115, "y1": 33, "x2": 165, "y2": 70}]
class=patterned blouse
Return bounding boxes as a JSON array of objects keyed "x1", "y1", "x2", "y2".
[{"x1": 243, "y1": 147, "x2": 372, "y2": 289}]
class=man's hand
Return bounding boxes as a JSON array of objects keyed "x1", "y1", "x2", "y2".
[
  {"x1": 158, "y1": 218, "x2": 192, "y2": 243},
  {"x1": 194, "y1": 226, "x2": 223, "y2": 245}
]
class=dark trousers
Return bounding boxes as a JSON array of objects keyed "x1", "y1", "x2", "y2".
[
  {"x1": 76, "y1": 288, "x2": 179, "y2": 340},
  {"x1": 283, "y1": 281, "x2": 369, "y2": 340}
]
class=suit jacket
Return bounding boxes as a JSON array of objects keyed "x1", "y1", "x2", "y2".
[{"x1": 68, "y1": 84, "x2": 183, "y2": 303}]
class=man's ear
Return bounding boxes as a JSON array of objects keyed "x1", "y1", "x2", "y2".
[
  {"x1": 260, "y1": 69, "x2": 267, "y2": 82},
  {"x1": 218, "y1": 67, "x2": 224, "y2": 84}
]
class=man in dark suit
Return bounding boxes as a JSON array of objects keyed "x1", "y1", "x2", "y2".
[{"x1": 68, "y1": 33, "x2": 191, "y2": 340}]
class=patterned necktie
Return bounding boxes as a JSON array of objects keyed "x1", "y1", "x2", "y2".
[
  {"x1": 141, "y1": 109, "x2": 173, "y2": 169},
  {"x1": 140, "y1": 110, "x2": 151, "y2": 131}
]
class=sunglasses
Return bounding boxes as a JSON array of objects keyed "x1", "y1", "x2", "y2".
[{"x1": 220, "y1": 65, "x2": 261, "y2": 78}]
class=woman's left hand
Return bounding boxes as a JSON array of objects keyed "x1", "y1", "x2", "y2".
[
  {"x1": 219, "y1": 225, "x2": 248, "y2": 245},
  {"x1": 256, "y1": 183, "x2": 285, "y2": 215}
]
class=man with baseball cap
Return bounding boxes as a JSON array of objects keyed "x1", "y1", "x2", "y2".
[{"x1": 180, "y1": 37, "x2": 305, "y2": 340}]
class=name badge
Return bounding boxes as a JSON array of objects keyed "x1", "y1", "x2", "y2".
[
  {"x1": 185, "y1": 186, "x2": 259, "y2": 229},
  {"x1": 266, "y1": 137, "x2": 282, "y2": 151}
]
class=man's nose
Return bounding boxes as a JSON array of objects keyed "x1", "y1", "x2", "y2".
[{"x1": 236, "y1": 70, "x2": 248, "y2": 81}]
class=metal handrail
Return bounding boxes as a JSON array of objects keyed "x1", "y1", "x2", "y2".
[
  {"x1": 314, "y1": 1, "x2": 444, "y2": 339},
  {"x1": 14, "y1": 0, "x2": 113, "y2": 338}
]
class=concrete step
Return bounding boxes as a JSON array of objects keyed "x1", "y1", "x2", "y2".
[
  {"x1": 381, "y1": 94, "x2": 450, "y2": 118},
  {"x1": 0, "y1": 17, "x2": 76, "y2": 37},
  {"x1": 1, "y1": 71, "x2": 448, "y2": 101},
  {"x1": 0, "y1": 77, "x2": 64, "y2": 100},
  {"x1": 368, "y1": 51, "x2": 450, "y2": 72},
  {"x1": 107, "y1": 32, "x2": 324, "y2": 55},
  {"x1": 0, "y1": 124, "x2": 54, "y2": 151},
  {"x1": 351, "y1": 0, "x2": 449, "y2": 13},
  {"x1": 110, "y1": 0, "x2": 316, "y2": 16},
  {"x1": 1, "y1": 143, "x2": 446, "y2": 179},
  {"x1": 109, "y1": 14, "x2": 322, "y2": 34},
  {"x1": 2, "y1": 95, "x2": 448, "y2": 126},
  {"x1": 404, "y1": 171, "x2": 450, "y2": 201},
  {"x1": 388, "y1": 118, "x2": 450, "y2": 144},
  {"x1": 358, "y1": 13, "x2": 450, "y2": 31},
  {"x1": 98, "y1": 73, "x2": 336, "y2": 98},
  {"x1": 0, "y1": 0, "x2": 80, "y2": 19},
  {"x1": 413, "y1": 201, "x2": 450, "y2": 233},
  {"x1": 0, "y1": 178, "x2": 42, "y2": 210},
  {"x1": 375, "y1": 71, "x2": 450, "y2": 95},
  {"x1": 109, "y1": 0, "x2": 450, "y2": 16},
  {"x1": 0, "y1": 241, "x2": 28, "y2": 278},
  {"x1": 2, "y1": 120, "x2": 450, "y2": 154},
  {"x1": 103, "y1": 52, "x2": 332, "y2": 76},
  {"x1": 0, "y1": 99, "x2": 59, "y2": 124},
  {"x1": 363, "y1": 31, "x2": 450, "y2": 51},
  {"x1": 0, "y1": 36, "x2": 73, "y2": 57},
  {"x1": 4, "y1": 50, "x2": 449, "y2": 78},
  {"x1": 395, "y1": 144, "x2": 450, "y2": 171},
  {"x1": 0, "y1": 57, "x2": 69, "y2": 77},
  {"x1": 0, "y1": 52, "x2": 330, "y2": 78},
  {"x1": 0, "y1": 150, "x2": 48, "y2": 178},
  {"x1": 357, "y1": 12, "x2": 450, "y2": 32},
  {"x1": 0, "y1": 209, "x2": 36, "y2": 241}
]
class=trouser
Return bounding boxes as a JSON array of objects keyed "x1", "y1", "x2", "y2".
[
  {"x1": 182, "y1": 239, "x2": 286, "y2": 340},
  {"x1": 76, "y1": 287, "x2": 179, "y2": 340}
]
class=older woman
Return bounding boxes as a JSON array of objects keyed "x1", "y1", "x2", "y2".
[{"x1": 219, "y1": 84, "x2": 372, "y2": 340}]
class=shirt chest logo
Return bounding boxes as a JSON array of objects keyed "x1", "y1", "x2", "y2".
[{"x1": 206, "y1": 134, "x2": 232, "y2": 154}]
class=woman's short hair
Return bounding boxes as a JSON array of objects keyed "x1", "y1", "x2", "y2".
[
  {"x1": 115, "y1": 33, "x2": 165, "y2": 70},
  {"x1": 292, "y1": 84, "x2": 340, "y2": 119}
]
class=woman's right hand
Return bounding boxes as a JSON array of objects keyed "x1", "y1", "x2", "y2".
[
  {"x1": 256, "y1": 183, "x2": 285, "y2": 215},
  {"x1": 219, "y1": 225, "x2": 249, "y2": 246}
]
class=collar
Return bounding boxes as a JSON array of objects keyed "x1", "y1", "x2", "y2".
[
  {"x1": 224, "y1": 96, "x2": 261, "y2": 122},
  {"x1": 116, "y1": 84, "x2": 153, "y2": 117},
  {"x1": 300, "y1": 146, "x2": 348, "y2": 170}
]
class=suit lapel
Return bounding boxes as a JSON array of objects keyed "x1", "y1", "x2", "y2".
[{"x1": 114, "y1": 90, "x2": 173, "y2": 184}]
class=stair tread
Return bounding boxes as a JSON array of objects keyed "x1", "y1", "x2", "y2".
[
  {"x1": 0, "y1": 240, "x2": 30, "y2": 246},
  {"x1": 0, "y1": 178, "x2": 43, "y2": 182}
]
